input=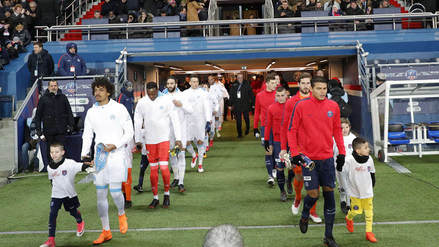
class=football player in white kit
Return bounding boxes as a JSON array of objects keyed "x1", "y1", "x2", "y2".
[
  {"x1": 134, "y1": 82, "x2": 183, "y2": 208},
  {"x1": 162, "y1": 77, "x2": 193, "y2": 192},
  {"x1": 182, "y1": 76, "x2": 212, "y2": 173},
  {"x1": 208, "y1": 75, "x2": 229, "y2": 139},
  {"x1": 201, "y1": 80, "x2": 220, "y2": 153},
  {"x1": 81, "y1": 78, "x2": 133, "y2": 245}
]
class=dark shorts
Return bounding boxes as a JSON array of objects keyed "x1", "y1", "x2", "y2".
[
  {"x1": 302, "y1": 157, "x2": 336, "y2": 190},
  {"x1": 272, "y1": 141, "x2": 285, "y2": 169},
  {"x1": 260, "y1": 126, "x2": 274, "y2": 146},
  {"x1": 51, "y1": 196, "x2": 81, "y2": 212}
]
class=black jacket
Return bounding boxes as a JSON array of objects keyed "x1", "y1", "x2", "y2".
[
  {"x1": 229, "y1": 80, "x2": 254, "y2": 112},
  {"x1": 33, "y1": 89, "x2": 74, "y2": 136},
  {"x1": 27, "y1": 49, "x2": 54, "y2": 82}
]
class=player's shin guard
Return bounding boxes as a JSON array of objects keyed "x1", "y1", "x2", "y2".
[
  {"x1": 69, "y1": 208, "x2": 82, "y2": 223},
  {"x1": 287, "y1": 169, "x2": 295, "y2": 185},
  {"x1": 294, "y1": 178, "x2": 304, "y2": 201},
  {"x1": 159, "y1": 162, "x2": 171, "y2": 193},
  {"x1": 109, "y1": 183, "x2": 125, "y2": 216},
  {"x1": 150, "y1": 164, "x2": 159, "y2": 198},
  {"x1": 301, "y1": 195, "x2": 318, "y2": 219},
  {"x1": 138, "y1": 155, "x2": 149, "y2": 187},
  {"x1": 276, "y1": 169, "x2": 285, "y2": 192},
  {"x1": 265, "y1": 155, "x2": 273, "y2": 177},
  {"x1": 177, "y1": 151, "x2": 186, "y2": 185},
  {"x1": 96, "y1": 186, "x2": 110, "y2": 230},
  {"x1": 186, "y1": 143, "x2": 196, "y2": 158},
  {"x1": 169, "y1": 155, "x2": 179, "y2": 181},
  {"x1": 323, "y1": 190, "x2": 336, "y2": 238},
  {"x1": 197, "y1": 143, "x2": 205, "y2": 165},
  {"x1": 122, "y1": 168, "x2": 132, "y2": 201},
  {"x1": 48, "y1": 205, "x2": 59, "y2": 237},
  {"x1": 365, "y1": 209, "x2": 373, "y2": 232}
]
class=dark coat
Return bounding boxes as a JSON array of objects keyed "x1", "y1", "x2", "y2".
[
  {"x1": 117, "y1": 87, "x2": 134, "y2": 119},
  {"x1": 101, "y1": 0, "x2": 119, "y2": 16},
  {"x1": 57, "y1": 42, "x2": 87, "y2": 76},
  {"x1": 229, "y1": 80, "x2": 254, "y2": 112},
  {"x1": 33, "y1": 88, "x2": 74, "y2": 136},
  {"x1": 37, "y1": 0, "x2": 59, "y2": 27},
  {"x1": 27, "y1": 48, "x2": 55, "y2": 83}
]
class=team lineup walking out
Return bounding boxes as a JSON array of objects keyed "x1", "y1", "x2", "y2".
[{"x1": 38, "y1": 71, "x2": 373, "y2": 247}]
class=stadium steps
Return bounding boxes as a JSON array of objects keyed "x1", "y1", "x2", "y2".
[
  {"x1": 61, "y1": 1, "x2": 105, "y2": 41},
  {"x1": 390, "y1": 0, "x2": 423, "y2": 29},
  {"x1": 0, "y1": 119, "x2": 15, "y2": 186}
]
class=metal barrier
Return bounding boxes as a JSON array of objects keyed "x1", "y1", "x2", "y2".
[
  {"x1": 57, "y1": 0, "x2": 100, "y2": 26},
  {"x1": 114, "y1": 48, "x2": 128, "y2": 97},
  {"x1": 42, "y1": 12, "x2": 439, "y2": 41},
  {"x1": 356, "y1": 41, "x2": 370, "y2": 106}
]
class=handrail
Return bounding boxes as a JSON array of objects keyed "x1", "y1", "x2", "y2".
[
  {"x1": 43, "y1": 12, "x2": 439, "y2": 40},
  {"x1": 45, "y1": 12, "x2": 439, "y2": 31},
  {"x1": 13, "y1": 78, "x2": 39, "y2": 121}
]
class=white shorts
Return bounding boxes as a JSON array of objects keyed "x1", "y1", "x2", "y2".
[
  {"x1": 94, "y1": 148, "x2": 127, "y2": 185},
  {"x1": 170, "y1": 127, "x2": 187, "y2": 149},
  {"x1": 187, "y1": 124, "x2": 205, "y2": 142}
]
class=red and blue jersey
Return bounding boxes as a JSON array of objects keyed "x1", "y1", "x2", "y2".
[
  {"x1": 264, "y1": 101, "x2": 285, "y2": 142},
  {"x1": 253, "y1": 90, "x2": 275, "y2": 129}
]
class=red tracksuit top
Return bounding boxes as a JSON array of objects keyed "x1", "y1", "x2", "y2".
[
  {"x1": 280, "y1": 91, "x2": 311, "y2": 150},
  {"x1": 264, "y1": 101, "x2": 285, "y2": 142},
  {"x1": 254, "y1": 90, "x2": 276, "y2": 129},
  {"x1": 287, "y1": 96, "x2": 346, "y2": 160}
]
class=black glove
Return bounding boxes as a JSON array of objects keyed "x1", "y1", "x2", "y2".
[
  {"x1": 36, "y1": 129, "x2": 42, "y2": 137},
  {"x1": 66, "y1": 125, "x2": 73, "y2": 135},
  {"x1": 81, "y1": 156, "x2": 93, "y2": 163},
  {"x1": 336, "y1": 154, "x2": 345, "y2": 172},
  {"x1": 205, "y1": 122, "x2": 211, "y2": 133},
  {"x1": 264, "y1": 140, "x2": 270, "y2": 152},
  {"x1": 292, "y1": 154, "x2": 305, "y2": 166},
  {"x1": 253, "y1": 128, "x2": 260, "y2": 137}
]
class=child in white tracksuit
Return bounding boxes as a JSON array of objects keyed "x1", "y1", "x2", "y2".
[
  {"x1": 334, "y1": 118, "x2": 356, "y2": 214},
  {"x1": 40, "y1": 143, "x2": 92, "y2": 247},
  {"x1": 343, "y1": 137, "x2": 377, "y2": 243}
]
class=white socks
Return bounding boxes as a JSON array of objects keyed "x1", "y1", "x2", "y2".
[{"x1": 178, "y1": 151, "x2": 186, "y2": 185}]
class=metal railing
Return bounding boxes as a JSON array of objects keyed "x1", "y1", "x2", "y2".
[
  {"x1": 114, "y1": 48, "x2": 128, "y2": 96},
  {"x1": 57, "y1": 0, "x2": 99, "y2": 26},
  {"x1": 42, "y1": 12, "x2": 439, "y2": 41},
  {"x1": 356, "y1": 41, "x2": 370, "y2": 106}
]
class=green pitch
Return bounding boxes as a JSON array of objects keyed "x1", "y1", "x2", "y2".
[{"x1": 1, "y1": 120, "x2": 439, "y2": 246}]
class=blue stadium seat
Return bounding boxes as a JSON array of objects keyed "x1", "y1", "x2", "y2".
[{"x1": 388, "y1": 123, "x2": 410, "y2": 145}]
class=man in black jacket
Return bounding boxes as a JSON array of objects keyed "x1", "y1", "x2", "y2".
[
  {"x1": 32, "y1": 79, "x2": 74, "y2": 163},
  {"x1": 27, "y1": 41, "x2": 54, "y2": 91},
  {"x1": 229, "y1": 73, "x2": 254, "y2": 138}
]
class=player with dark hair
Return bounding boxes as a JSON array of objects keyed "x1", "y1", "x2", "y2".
[
  {"x1": 264, "y1": 86, "x2": 288, "y2": 201},
  {"x1": 287, "y1": 76, "x2": 345, "y2": 247},
  {"x1": 279, "y1": 72, "x2": 322, "y2": 223},
  {"x1": 40, "y1": 143, "x2": 93, "y2": 247},
  {"x1": 253, "y1": 74, "x2": 277, "y2": 185},
  {"x1": 81, "y1": 77, "x2": 133, "y2": 245},
  {"x1": 134, "y1": 82, "x2": 183, "y2": 208}
]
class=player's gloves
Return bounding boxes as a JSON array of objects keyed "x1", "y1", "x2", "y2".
[
  {"x1": 264, "y1": 140, "x2": 270, "y2": 152},
  {"x1": 81, "y1": 156, "x2": 93, "y2": 163},
  {"x1": 205, "y1": 122, "x2": 211, "y2": 133},
  {"x1": 336, "y1": 154, "x2": 345, "y2": 172},
  {"x1": 292, "y1": 154, "x2": 305, "y2": 166},
  {"x1": 254, "y1": 128, "x2": 260, "y2": 138}
]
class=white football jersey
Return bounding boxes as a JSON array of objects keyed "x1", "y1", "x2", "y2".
[
  {"x1": 344, "y1": 155, "x2": 375, "y2": 199},
  {"x1": 48, "y1": 159, "x2": 82, "y2": 198}
]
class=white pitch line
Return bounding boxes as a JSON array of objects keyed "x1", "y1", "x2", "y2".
[{"x1": 1, "y1": 220, "x2": 439, "y2": 235}]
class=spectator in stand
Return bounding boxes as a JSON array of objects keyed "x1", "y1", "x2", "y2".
[
  {"x1": 138, "y1": 10, "x2": 153, "y2": 23},
  {"x1": 38, "y1": 0, "x2": 59, "y2": 27},
  {"x1": 358, "y1": 0, "x2": 367, "y2": 11},
  {"x1": 0, "y1": 18, "x2": 11, "y2": 45},
  {"x1": 10, "y1": 4, "x2": 26, "y2": 28},
  {"x1": 244, "y1": 14, "x2": 257, "y2": 35},
  {"x1": 179, "y1": 6, "x2": 187, "y2": 21},
  {"x1": 229, "y1": 13, "x2": 240, "y2": 36},
  {"x1": 127, "y1": 12, "x2": 136, "y2": 23},
  {"x1": 108, "y1": 10, "x2": 118, "y2": 23},
  {"x1": 93, "y1": 10, "x2": 101, "y2": 19},
  {"x1": 346, "y1": 0, "x2": 364, "y2": 15},
  {"x1": 101, "y1": 0, "x2": 118, "y2": 17},
  {"x1": 198, "y1": 0, "x2": 209, "y2": 21},
  {"x1": 32, "y1": 79, "x2": 74, "y2": 166},
  {"x1": 57, "y1": 42, "x2": 87, "y2": 76},
  {"x1": 118, "y1": 0, "x2": 129, "y2": 16},
  {"x1": 126, "y1": 0, "x2": 139, "y2": 12},
  {"x1": 305, "y1": 0, "x2": 317, "y2": 10},
  {"x1": 5, "y1": 38, "x2": 19, "y2": 58},
  {"x1": 276, "y1": 1, "x2": 294, "y2": 18},
  {"x1": 145, "y1": 0, "x2": 167, "y2": 16},
  {"x1": 11, "y1": 22, "x2": 30, "y2": 51},
  {"x1": 340, "y1": 0, "x2": 350, "y2": 13},
  {"x1": 380, "y1": 0, "x2": 389, "y2": 8},
  {"x1": 24, "y1": 1, "x2": 40, "y2": 38},
  {"x1": 20, "y1": 108, "x2": 41, "y2": 173},
  {"x1": 187, "y1": 0, "x2": 204, "y2": 36},
  {"x1": 27, "y1": 41, "x2": 54, "y2": 90},
  {"x1": 162, "y1": 0, "x2": 179, "y2": 16}
]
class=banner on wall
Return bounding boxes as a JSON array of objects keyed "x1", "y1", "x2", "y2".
[
  {"x1": 42, "y1": 78, "x2": 95, "y2": 120},
  {"x1": 380, "y1": 65, "x2": 439, "y2": 81}
]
